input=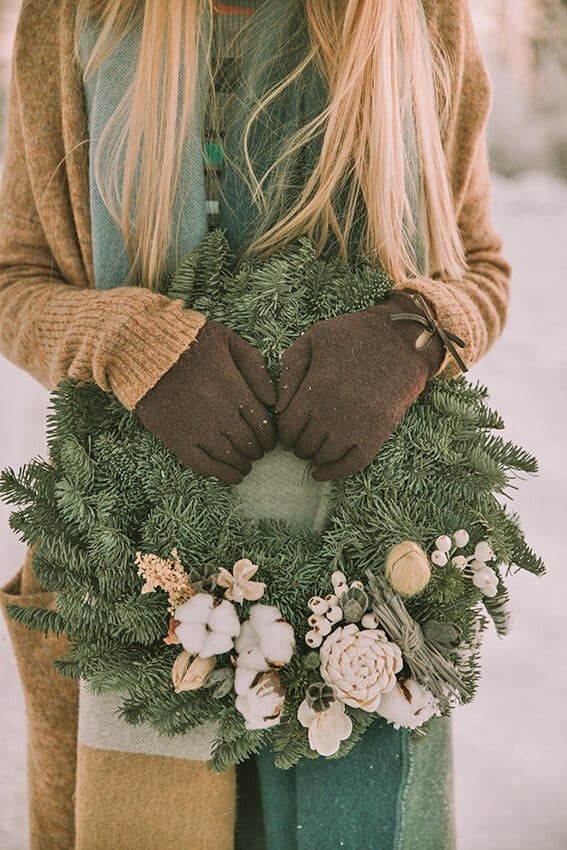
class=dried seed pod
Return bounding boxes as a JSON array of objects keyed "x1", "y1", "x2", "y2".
[
  {"x1": 305, "y1": 630, "x2": 323, "y2": 648},
  {"x1": 452, "y1": 529, "x2": 470, "y2": 548},
  {"x1": 431, "y1": 549, "x2": 448, "y2": 567},
  {"x1": 339, "y1": 586, "x2": 369, "y2": 623},
  {"x1": 306, "y1": 682, "x2": 336, "y2": 713},
  {"x1": 326, "y1": 605, "x2": 344, "y2": 624},
  {"x1": 361, "y1": 612, "x2": 380, "y2": 630},
  {"x1": 331, "y1": 571, "x2": 347, "y2": 588},
  {"x1": 435, "y1": 535, "x2": 452, "y2": 552},
  {"x1": 172, "y1": 651, "x2": 216, "y2": 693},
  {"x1": 309, "y1": 615, "x2": 332, "y2": 636},
  {"x1": 308, "y1": 596, "x2": 329, "y2": 616},
  {"x1": 350, "y1": 580, "x2": 364, "y2": 591},
  {"x1": 385, "y1": 541, "x2": 431, "y2": 597},
  {"x1": 206, "y1": 667, "x2": 235, "y2": 699},
  {"x1": 325, "y1": 594, "x2": 339, "y2": 607}
]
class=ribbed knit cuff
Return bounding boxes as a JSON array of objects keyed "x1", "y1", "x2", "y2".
[
  {"x1": 42, "y1": 285, "x2": 209, "y2": 411},
  {"x1": 108, "y1": 296, "x2": 208, "y2": 410},
  {"x1": 393, "y1": 280, "x2": 478, "y2": 380}
]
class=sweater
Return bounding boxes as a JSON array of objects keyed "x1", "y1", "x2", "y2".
[{"x1": 0, "y1": 0, "x2": 511, "y2": 412}]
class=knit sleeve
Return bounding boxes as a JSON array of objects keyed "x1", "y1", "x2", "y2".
[
  {"x1": 0, "y1": 3, "x2": 206, "y2": 412},
  {"x1": 393, "y1": 0, "x2": 511, "y2": 380}
]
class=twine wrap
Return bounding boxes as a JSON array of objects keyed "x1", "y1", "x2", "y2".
[{"x1": 365, "y1": 571, "x2": 472, "y2": 710}]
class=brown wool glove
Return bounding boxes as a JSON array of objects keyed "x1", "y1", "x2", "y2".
[
  {"x1": 134, "y1": 320, "x2": 277, "y2": 484},
  {"x1": 275, "y1": 291, "x2": 455, "y2": 482}
]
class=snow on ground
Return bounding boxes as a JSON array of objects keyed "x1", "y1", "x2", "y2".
[{"x1": 0, "y1": 171, "x2": 566, "y2": 850}]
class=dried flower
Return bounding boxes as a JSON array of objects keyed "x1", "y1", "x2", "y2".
[
  {"x1": 136, "y1": 548, "x2": 194, "y2": 614},
  {"x1": 217, "y1": 558, "x2": 266, "y2": 604},
  {"x1": 319, "y1": 624, "x2": 403, "y2": 712},
  {"x1": 298, "y1": 696, "x2": 353, "y2": 756},
  {"x1": 377, "y1": 678, "x2": 440, "y2": 730},
  {"x1": 175, "y1": 593, "x2": 240, "y2": 658}
]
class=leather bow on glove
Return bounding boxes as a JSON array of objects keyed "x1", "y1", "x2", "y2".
[
  {"x1": 134, "y1": 320, "x2": 277, "y2": 484},
  {"x1": 275, "y1": 291, "x2": 456, "y2": 481}
]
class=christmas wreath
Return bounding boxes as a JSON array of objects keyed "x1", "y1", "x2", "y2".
[{"x1": 1, "y1": 232, "x2": 545, "y2": 770}]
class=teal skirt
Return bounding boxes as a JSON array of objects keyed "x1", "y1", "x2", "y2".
[
  {"x1": 233, "y1": 447, "x2": 457, "y2": 850},
  {"x1": 236, "y1": 716, "x2": 456, "y2": 850}
]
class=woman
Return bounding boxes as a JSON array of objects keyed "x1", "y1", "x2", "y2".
[{"x1": 0, "y1": 1, "x2": 510, "y2": 848}]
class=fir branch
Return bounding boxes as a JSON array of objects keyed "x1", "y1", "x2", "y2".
[{"x1": 5, "y1": 604, "x2": 65, "y2": 637}]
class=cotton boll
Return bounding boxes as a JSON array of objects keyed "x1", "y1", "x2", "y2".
[
  {"x1": 377, "y1": 679, "x2": 440, "y2": 730},
  {"x1": 175, "y1": 622, "x2": 207, "y2": 655},
  {"x1": 207, "y1": 599, "x2": 241, "y2": 637},
  {"x1": 175, "y1": 593, "x2": 214, "y2": 624},
  {"x1": 235, "y1": 671, "x2": 286, "y2": 730},
  {"x1": 200, "y1": 629, "x2": 236, "y2": 658},
  {"x1": 237, "y1": 646, "x2": 268, "y2": 673},
  {"x1": 248, "y1": 605, "x2": 281, "y2": 629},
  {"x1": 234, "y1": 667, "x2": 257, "y2": 696},
  {"x1": 234, "y1": 621, "x2": 259, "y2": 655},
  {"x1": 258, "y1": 619, "x2": 295, "y2": 666}
]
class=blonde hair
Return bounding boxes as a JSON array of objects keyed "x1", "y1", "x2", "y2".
[{"x1": 75, "y1": 0, "x2": 466, "y2": 290}]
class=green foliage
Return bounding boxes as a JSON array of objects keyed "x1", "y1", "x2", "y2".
[{"x1": 0, "y1": 231, "x2": 545, "y2": 770}]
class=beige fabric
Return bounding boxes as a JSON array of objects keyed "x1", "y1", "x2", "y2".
[
  {"x1": 0, "y1": 549, "x2": 79, "y2": 850},
  {"x1": 74, "y1": 746, "x2": 236, "y2": 850}
]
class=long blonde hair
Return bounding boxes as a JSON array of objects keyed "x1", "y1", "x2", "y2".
[{"x1": 75, "y1": 0, "x2": 466, "y2": 289}]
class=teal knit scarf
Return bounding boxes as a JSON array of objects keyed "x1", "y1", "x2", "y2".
[{"x1": 80, "y1": 0, "x2": 427, "y2": 290}]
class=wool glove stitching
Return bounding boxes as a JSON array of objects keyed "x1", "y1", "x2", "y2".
[
  {"x1": 275, "y1": 291, "x2": 451, "y2": 482},
  {"x1": 134, "y1": 320, "x2": 277, "y2": 484}
]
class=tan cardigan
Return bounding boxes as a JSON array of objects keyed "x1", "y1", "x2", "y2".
[{"x1": 0, "y1": 0, "x2": 511, "y2": 411}]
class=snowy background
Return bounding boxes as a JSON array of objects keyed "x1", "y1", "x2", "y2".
[{"x1": 1, "y1": 2, "x2": 566, "y2": 849}]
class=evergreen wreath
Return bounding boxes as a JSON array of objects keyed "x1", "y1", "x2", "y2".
[{"x1": 0, "y1": 231, "x2": 545, "y2": 770}]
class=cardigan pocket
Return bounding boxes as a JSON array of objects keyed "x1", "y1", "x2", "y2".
[{"x1": 1, "y1": 550, "x2": 79, "y2": 850}]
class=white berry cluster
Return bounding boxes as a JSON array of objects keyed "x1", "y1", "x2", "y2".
[
  {"x1": 304, "y1": 571, "x2": 379, "y2": 649},
  {"x1": 431, "y1": 530, "x2": 499, "y2": 597}
]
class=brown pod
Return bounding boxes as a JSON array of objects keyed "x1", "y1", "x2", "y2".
[{"x1": 172, "y1": 651, "x2": 216, "y2": 693}]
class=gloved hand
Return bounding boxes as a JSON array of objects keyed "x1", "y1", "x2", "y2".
[
  {"x1": 134, "y1": 320, "x2": 277, "y2": 484},
  {"x1": 275, "y1": 291, "x2": 456, "y2": 482}
]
